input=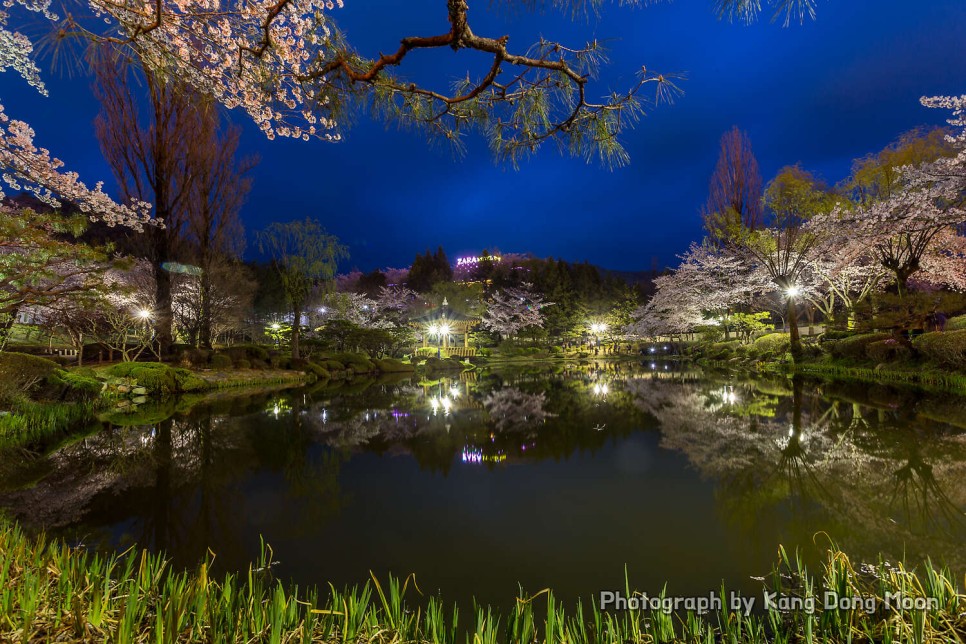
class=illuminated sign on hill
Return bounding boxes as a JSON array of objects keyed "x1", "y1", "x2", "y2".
[{"x1": 456, "y1": 255, "x2": 502, "y2": 267}]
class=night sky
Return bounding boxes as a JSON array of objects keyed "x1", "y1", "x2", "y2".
[{"x1": 2, "y1": 0, "x2": 965, "y2": 271}]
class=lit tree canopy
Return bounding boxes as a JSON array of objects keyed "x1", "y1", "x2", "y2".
[{"x1": 481, "y1": 282, "x2": 553, "y2": 340}]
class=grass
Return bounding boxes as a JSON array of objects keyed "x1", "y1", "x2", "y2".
[
  {"x1": 793, "y1": 361, "x2": 966, "y2": 394},
  {"x1": 0, "y1": 400, "x2": 100, "y2": 452},
  {"x1": 1, "y1": 519, "x2": 964, "y2": 643}
]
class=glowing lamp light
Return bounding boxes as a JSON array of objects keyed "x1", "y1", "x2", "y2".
[
  {"x1": 786, "y1": 285, "x2": 802, "y2": 298},
  {"x1": 439, "y1": 324, "x2": 451, "y2": 336},
  {"x1": 271, "y1": 323, "x2": 281, "y2": 330},
  {"x1": 136, "y1": 309, "x2": 152, "y2": 320}
]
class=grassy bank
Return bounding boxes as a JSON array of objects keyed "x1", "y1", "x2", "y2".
[
  {"x1": 1, "y1": 520, "x2": 964, "y2": 643},
  {"x1": 792, "y1": 361, "x2": 966, "y2": 394},
  {"x1": 684, "y1": 328, "x2": 966, "y2": 395}
]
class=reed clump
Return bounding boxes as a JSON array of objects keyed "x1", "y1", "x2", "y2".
[{"x1": 1, "y1": 522, "x2": 964, "y2": 643}]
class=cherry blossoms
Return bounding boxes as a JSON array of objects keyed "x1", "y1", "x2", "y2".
[{"x1": 634, "y1": 95, "x2": 966, "y2": 343}]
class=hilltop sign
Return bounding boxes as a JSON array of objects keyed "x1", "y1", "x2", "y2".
[{"x1": 456, "y1": 255, "x2": 502, "y2": 267}]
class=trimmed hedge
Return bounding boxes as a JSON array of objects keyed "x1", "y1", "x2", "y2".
[
  {"x1": 223, "y1": 344, "x2": 271, "y2": 362},
  {"x1": 235, "y1": 359, "x2": 252, "y2": 369},
  {"x1": 913, "y1": 329, "x2": 966, "y2": 370},
  {"x1": 330, "y1": 352, "x2": 377, "y2": 374},
  {"x1": 373, "y1": 358, "x2": 415, "y2": 373},
  {"x1": 209, "y1": 353, "x2": 233, "y2": 369},
  {"x1": 46, "y1": 369, "x2": 103, "y2": 402},
  {"x1": 102, "y1": 363, "x2": 206, "y2": 394},
  {"x1": 0, "y1": 352, "x2": 60, "y2": 396},
  {"x1": 865, "y1": 338, "x2": 911, "y2": 363},
  {"x1": 752, "y1": 333, "x2": 790, "y2": 357},
  {"x1": 827, "y1": 333, "x2": 890, "y2": 360},
  {"x1": 947, "y1": 315, "x2": 966, "y2": 332}
]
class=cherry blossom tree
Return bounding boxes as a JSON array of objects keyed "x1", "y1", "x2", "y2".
[
  {"x1": 0, "y1": 206, "x2": 111, "y2": 350},
  {"x1": 824, "y1": 105, "x2": 966, "y2": 296},
  {"x1": 805, "y1": 236, "x2": 887, "y2": 329},
  {"x1": 629, "y1": 243, "x2": 767, "y2": 340},
  {"x1": 732, "y1": 165, "x2": 838, "y2": 360},
  {"x1": 481, "y1": 283, "x2": 552, "y2": 340}
]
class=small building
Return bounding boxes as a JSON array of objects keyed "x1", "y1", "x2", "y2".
[{"x1": 410, "y1": 298, "x2": 479, "y2": 358}]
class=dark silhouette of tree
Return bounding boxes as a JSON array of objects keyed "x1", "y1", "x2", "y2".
[
  {"x1": 92, "y1": 49, "x2": 197, "y2": 354},
  {"x1": 184, "y1": 103, "x2": 257, "y2": 348},
  {"x1": 702, "y1": 126, "x2": 764, "y2": 244}
]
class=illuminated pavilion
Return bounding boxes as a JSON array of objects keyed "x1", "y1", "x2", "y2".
[{"x1": 410, "y1": 298, "x2": 479, "y2": 358}]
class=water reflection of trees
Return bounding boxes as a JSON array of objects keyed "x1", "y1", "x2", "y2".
[
  {"x1": 293, "y1": 370, "x2": 650, "y2": 473},
  {"x1": 4, "y1": 365, "x2": 965, "y2": 575},
  {"x1": 0, "y1": 392, "x2": 346, "y2": 570},
  {"x1": 628, "y1": 372, "x2": 966, "y2": 570}
]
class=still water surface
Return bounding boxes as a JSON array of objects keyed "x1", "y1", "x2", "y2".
[{"x1": 2, "y1": 362, "x2": 965, "y2": 609}]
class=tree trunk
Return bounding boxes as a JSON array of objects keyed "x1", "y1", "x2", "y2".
[
  {"x1": 787, "y1": 296, "x2": 803, "y2": 362},
  {"x1": 292, "y1": 303, "x2": 302, "y2": 360},
  {"x1": 0, "y1": 306, "x2": 20, "y2": 352},
  {"x1": 153, "y1": 227, "x2": 174, "y2": 356},
  {"x1": 199, "y1": 271, "x2": 213, "y2": 349}
]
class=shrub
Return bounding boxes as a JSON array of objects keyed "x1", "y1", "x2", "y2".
[
  {"x1": 179, "y1": 348, "x2": 211, "y2": 368},
  {"x1": 705, "y1": 341, "x2": 740, "y2": 360},
  {"x1": 331, "y1": 352, "x2": 376, "y2": 374},
  {"x1": 947, "y1": 315, "x2": 966, "y2": 331},
  {"x1": 865, "y1": 338, "x2": 912, "y2": 363},
  {"x1": 913, "y1": 329, "x2": 966, "y2": 369},
  {"x1": 0, "y1": 352, "x2": 59, "y2": 394},
  {"x1": 103, "y1": 363, "x2": 206, "y2": 394},
  {"x1": 305, "y1": 363, "x2": 330, "y2": 380},
  {"x1": 224, "y1": 344, "x2": 270, "y2": 362},
  {"x1": 46, "y1": 369, "x2": 103, "y2": 402},
  {"x1": 752, "y1": 333, "x2": 790, "y2": 358},
  {"x1": 235, "y1": 359, "x2": 252, "y2": 370},
  {"x1": 373, "y1": 358, "x2": 415, "y2": 373},
  {"x1": 322, "y1": 360, "x2": 345, "y2": 372},
  {"x1": 270, "y1": 354, "x2": 292, "y2": 370},
  {"x1": 828, "y1": 333, "x2": 890, "y2": 360},
  {"x1": 251, "y1": 359, "x2": 269, "y2": 370},
  {"x1": 210, "y1": 353, "x2": 233, "y2": 369},
  {"x1": 820, "y1": 329, "x2": 854, "y2": 341}
]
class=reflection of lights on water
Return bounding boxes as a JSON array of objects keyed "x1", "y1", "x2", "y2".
[
  {"x1": 273, "y1": 403, "x2": 281, "y2": 418},
  {"x1": 593, "y1": 383, "x2": 609, "y2": 396},
  {"x1": 461, "y1": 447, "x2": 507, "y2": 464},
  {"x1": 650, "y1": 363, "x2": 657, "y2": 370},
  {"x1": 450, "y1": 385, "x2": 460, "y2": 399},
  {"x1": 788, "y1": 426, "x2": 795, "y2": 437},
  {"x1": 649, "y1": 347, "x2": 656, "y2": 353},
  {"x1": 430, "y1": 396, "x2": 453, "y2": 416},
  {"x1": 322, "y1": 408, "x2": 327, "y2": 424}
]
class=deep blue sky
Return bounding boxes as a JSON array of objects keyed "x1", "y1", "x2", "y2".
[{"x1": 3, "y1": 0, "x2": 965, "y2": 271}]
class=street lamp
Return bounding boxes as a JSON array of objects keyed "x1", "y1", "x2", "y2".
[
  {"x1": 427, "y1": 323, "x2": 450, "y2": 358},
  {"x1": 589, "y1": 322, "x2": 608, "y2": 352},
  {"x1": 785, "y1": 285, "x2": 801, "y2": 299},
  {"x1": 136, "y1": 309, "x2": 152, "y2": 321}
]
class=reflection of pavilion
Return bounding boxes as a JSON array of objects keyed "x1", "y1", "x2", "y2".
[{"x1": 411, "y1": 298, "x2": 479, "y2": 358}]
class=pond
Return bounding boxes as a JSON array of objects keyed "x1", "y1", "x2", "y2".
[{"x1": 2, "y1": 362, "x2": 965, "y2": 611}]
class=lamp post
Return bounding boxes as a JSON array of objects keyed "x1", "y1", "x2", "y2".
[
  {"x1": 589, "y1": 322, "x2": 608, "y2": 353},
  {"x1": 427, "y1": 323, "x2": 451, "y2": 358}
]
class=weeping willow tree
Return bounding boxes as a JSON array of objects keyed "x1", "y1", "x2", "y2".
[{"x1": 257, "y1": 219, "x2": 347, "y2": 360}]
